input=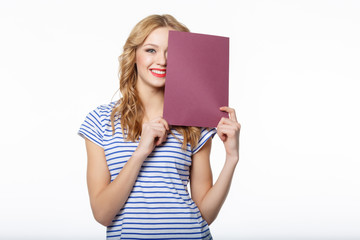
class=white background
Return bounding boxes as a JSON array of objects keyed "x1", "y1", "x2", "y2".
[{"x1": 0, "y1": 0, "x2": 359, "y2": 239}]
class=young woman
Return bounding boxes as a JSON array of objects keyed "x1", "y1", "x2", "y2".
[{"x1": 78, "y1": 14, "x2": 240, "y2": 239}]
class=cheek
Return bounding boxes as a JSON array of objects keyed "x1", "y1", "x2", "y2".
[{"x1": 136, "y1": 53, "x2": 151, "y2": 70}]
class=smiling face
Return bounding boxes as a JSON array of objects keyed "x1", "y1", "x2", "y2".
[{"x1": 135, "y1": 27, "x2": 173, "y2": 91}]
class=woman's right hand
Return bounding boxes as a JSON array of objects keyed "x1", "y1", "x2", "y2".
[{"x1": 136, "y1": 117, "x2": 169, "y2": 157}]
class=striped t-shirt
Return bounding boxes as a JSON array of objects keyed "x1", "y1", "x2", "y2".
[{"x1": 78, "y1": 101, "x2": 217, "y2": 239}]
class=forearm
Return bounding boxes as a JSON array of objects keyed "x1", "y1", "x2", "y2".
[
  {"x1": 90, "y1": 150, "x2": 147, "y2": 226},
  {"x1": 197, "y1": 156, "x2": 238, "y2": 225}
]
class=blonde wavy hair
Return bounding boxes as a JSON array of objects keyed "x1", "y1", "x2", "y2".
[{"x1": 110, "y1": 14, "x2": 201, "y2": 150}]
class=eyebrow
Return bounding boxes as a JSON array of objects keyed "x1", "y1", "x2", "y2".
[{"x1": 143, "y1": 43, "x2": 159, "y2": 48}]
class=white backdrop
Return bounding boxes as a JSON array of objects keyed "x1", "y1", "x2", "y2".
[{"x1": 0, "y1": 0, "x2": 359, "y2": 239}]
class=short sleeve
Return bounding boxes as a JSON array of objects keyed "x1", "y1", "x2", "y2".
[
  {"x1": 78, "y1": 107, "x2": 105, "y2": 148},
  {"x1": 192, "y1": 127, "x2": 217, "y2": 155}
]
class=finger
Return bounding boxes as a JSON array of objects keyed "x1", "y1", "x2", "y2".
[
  {"x1": 217, "y1": 124, "x2": 235, "y2": 134},
  {"x1": 155, "y1": 137, "x2": 162, "y2": 146},
  {"x1": 216, "y1": 126, "x2": 227, "y2": 141},
  {"x1": 217, "y1": 125, "x2": 238, "y2": 138},
  {"x1": 219, "y1": 106, "x2": 238, "y2": 122},
  {"x1": 152, "y1": 126, "x2": 168, "y2": 145},
  {"x1": 151, "y1": 123, "x2": 168, "y2": 133},
  {"x1": 218, "y1": 134, "x2": 227, "y2": 142},
  {"x1": 218, "y1": 117, "x2": 241, "y2": 131},
  {"x1": 155, "y1": 134, "x2": 168, "y2": 146},
  {"x1": 154, "y1": 133, "x2": 165, "y2": 146},
  {"x1": 150, "y1": 117, "x2": 170, "y2": 131},
  {"x1": 218, "y1": 116, "x2": 232, "y2": 124},
  {"x1": 218, "y1": 117, "x2": 235, "y2": 126},
  {"x1": 159, "y1": 118, "x2": 170, "y2": 131},
  {"x1": 151, "y1": 125, "x2": 167, "y2": 136},
  {"x1": 160, "y1": 132, "x2": 168, "y2": 144}
]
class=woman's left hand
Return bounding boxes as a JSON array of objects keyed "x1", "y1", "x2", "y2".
[{"x1": 217, "y1": 106, "x2": 241, "y2": 162}]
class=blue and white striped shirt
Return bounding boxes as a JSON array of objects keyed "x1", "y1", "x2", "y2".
[{"x1": 78, "y1": 102, "x2": 217, "y2": 239}]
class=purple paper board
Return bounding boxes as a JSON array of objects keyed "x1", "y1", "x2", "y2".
[{"x1": 163, "y1": 31, "x2": 229, "y2": 127}]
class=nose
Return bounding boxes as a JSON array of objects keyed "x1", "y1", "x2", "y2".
[{"x1": 156, "y1": 51, "x2": 167, "y2": 67}]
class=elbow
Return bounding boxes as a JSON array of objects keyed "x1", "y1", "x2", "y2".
[
  {"x1": 203, "y1": 214, "x2": 217, "y2": 226},
  {"x1": 90, "y1": 199, "x2": 115, "y2": 227},
  {"x1": 198, "y1": 206, "x2": 218, "y2": 226},
  {"x1": 95, "y1": 216, "x2": 113, "y2": 227},
  {"x1": 93, "y1": 209, "x2": 114, "y2": 227},
  {"x1": 205, "y1": 218, "x2": 213, "y2": 226}
]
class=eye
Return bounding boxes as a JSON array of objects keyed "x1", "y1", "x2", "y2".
[{"x1": 146, "y1": 49, "x2": 156, "y2": 53}]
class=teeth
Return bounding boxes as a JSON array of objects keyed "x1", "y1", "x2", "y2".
[{"x1": 151, "y1": 69, "x2": 166, "y2": 74}]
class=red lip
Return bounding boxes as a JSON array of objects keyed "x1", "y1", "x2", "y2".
[
  {"x1": 149, "y1": 68, "x2": 166, "y2": 78},
  {"x1": 150, "y1": 68, "x2": 166, "y2": 71}
]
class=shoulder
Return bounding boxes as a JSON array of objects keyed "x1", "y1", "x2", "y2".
[
  {"x1": 78, "y1": 100, "x2": 121, "y2": 148},
  {"x1": 93, "y1": 101, "x2": 119, "y2": 116},
  {"x1": 87, "y1": 101, "x2": 119, "y2": 121},
  {"x1": 192, "y1": 127, "x2": 217, "y2": 155}
]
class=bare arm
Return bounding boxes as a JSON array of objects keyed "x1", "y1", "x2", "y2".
[
  {"x1": 190, "y1": 138, "x2": 238, "y2": 225},
  {"x1": 85, "y1": 117, "x2": 169, "y2": 226},
  {"x1": 190, "y1": 107, "x2": 240, "y2": 225}
]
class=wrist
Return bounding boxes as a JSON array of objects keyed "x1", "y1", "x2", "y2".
[
  {"x1": 225, "y1": 154, "x2": 239, "y2": 166},
  {"x1": 132, "y1": 148, "x2": 150, "y2": 162}
]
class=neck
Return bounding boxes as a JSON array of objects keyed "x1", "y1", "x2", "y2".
[{"x1": 137, "y1": 85, "x2": 165, "y2": 123}]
